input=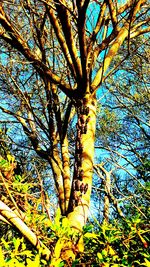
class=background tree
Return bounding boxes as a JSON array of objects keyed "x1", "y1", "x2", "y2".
[
  {"x1": 93, "y1": 34, "x2": 150, "y2": 222},
  {"x1": 0, "y1": 0, "x2": 150, "y2": 264}
]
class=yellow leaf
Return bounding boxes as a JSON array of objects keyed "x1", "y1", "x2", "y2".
[
  {"x1": 144, "y1": 258, "x2": 150, "y2": 267},
  {"x1": 103, "y1": 263, "x2": 110, "y2": 267},
  {"x1": 44, "y1": 218, "x2": 52, "y2": 227},
  {"x1": 84, "y1": 232, "x2": 98, "y2": 239},
  {"x1": 54, "y1": 239, "x2": 64, "y2": 259},
  {"x1": 112, "y1": 255, "x2": 119, "y2": 261},
  {"x1": 108, "y1": 245, "x2": 116, "y2": 256},
  {"x1": 97, "y1": 252, "x2": 103, "y2": 260},
  {"x1": 33, "y1": 254, "x2": 40, "y2": 267},
  {"x1": 7, "y1": 154, "x2": 15, "y2": 163},
  {"x1": 61, "y1": 246, "x2": 75, "y2": 262},
  {"x1": 137, "y1": 231, "x2": 148, "y2": 248},
  {"x1": 77, "y1": 235, "x2": 84, "y2": 252},
  {"x1": 50, "y1": 258, "x2": 62, "y2": 267},
  {"x1": 62, "y1": 217, "x2": 70, "y2": 228},
  {"x1": 1, "y1": 237, "x2": 10, "y2": 250},
  {"x1": 26, "y1": 256, "x2": 40, "y2": 267},
  {"x1": 0, "y1": 246, "x2": 5, "y2": 266},
  {"x1": 26, "y1": 258, "x2": 34, "y2": 267},
  {"x1": 54, "y1": 208, "x2": 61, "y2": 227}
]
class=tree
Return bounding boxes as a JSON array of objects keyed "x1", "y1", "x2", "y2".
[
  {"x1": 93, "y1": 34, "x2": 150, "y2": 222},
  {"x1": 0, "y1": 0, "x2": 150, "y2": 264}
]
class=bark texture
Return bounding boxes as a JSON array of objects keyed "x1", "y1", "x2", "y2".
[{"x1": 68, "y1": 94, "x2": 97, "y2": 230}]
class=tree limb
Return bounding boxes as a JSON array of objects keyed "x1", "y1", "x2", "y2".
[
  {"x1": 0, "y1": 3, "x2": 73, "y2": 97},
  {"x1": 0, "y1": 200, "x2": 51, "y2": 260}
]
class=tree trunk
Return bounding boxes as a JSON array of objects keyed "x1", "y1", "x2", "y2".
[
  {"x1": 104, "y1": 171, "x2": 111, "y2": 223},
  {"x1": 52, "y1": 93, "x2": 97, "y2": 265},
  {"x1": 67, "y1": 94, "x2": 97, "y2": 230}
]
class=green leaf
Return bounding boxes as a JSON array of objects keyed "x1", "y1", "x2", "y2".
[
  {"x1": 13, "y1": 238, "x2": 21, "y2": 252},
  {"x1": 101, "y1": 249, "x2": 108, "y2": 257},
  {"x1": 14, "y1": 175, "x2": 22, "y2": 182}
]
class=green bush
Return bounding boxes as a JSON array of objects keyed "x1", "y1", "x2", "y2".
[{"x1": 80, "y1": 217, "x2": 150, "y2": 267}]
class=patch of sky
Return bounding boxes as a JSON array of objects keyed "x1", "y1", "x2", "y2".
[
  {"x1": 86, "y1": 2, "x2": 100, "y2": 34},
  {"x1": 0, "y1": 51, "x2": 9, "y2": 67}
]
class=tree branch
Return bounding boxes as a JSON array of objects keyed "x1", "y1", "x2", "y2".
[
  {"x1": 106, "y1": 0, "x2": 118, "y2": 30},
  {"x1": 0, "y1": 200, "x2": 51, "y2": 260},
  {"x1": 77, "y1": 1, "x2": 90, "y2": 91},
  {"x1": 0, "y1": 3, "x2": 73, "y2": 98},
  {"x1": 55, "y1": 0, "x2": 82, "y2": 82},
  {"x1": 47, "y1": 6, "x2": 77, "y2": 79}
]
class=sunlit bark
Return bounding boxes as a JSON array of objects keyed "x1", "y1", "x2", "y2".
[
  {"x1": 0, "y1": 200, "x2": 51, "y2": 260},
  {"x1": 68, "y1": 95, "x2": 97, "y2": 230}
]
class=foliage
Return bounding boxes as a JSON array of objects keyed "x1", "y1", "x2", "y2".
[
  {"x1": 1, "y1": 213, "x2": 149, "y2": 266},
  {"x1": 0, "y1": 236, "x2": 48, "y2": 267},
  {"x1": 81, "y1": 217, "x2": 150, "y2": 267},
  {"x1": 0, "y1": 154, "x2": 80, "y2": 266}
]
